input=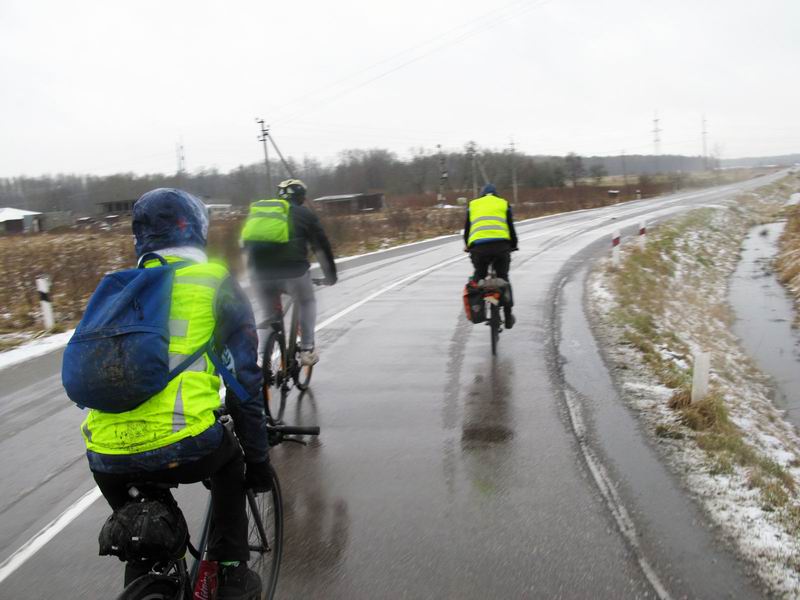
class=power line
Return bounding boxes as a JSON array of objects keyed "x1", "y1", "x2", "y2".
[
  {"x1": 652, "y1": 111, "x2": 662, "y2": 156},
  {"x1": 271, "y1": 0, "x2": 552, "y2": 127},
  {"x1": 702, "y1": 115, "x2": 708, "y2": 170},
  {"x1": 266, "y1": 0, "x2": 533, "y2": 123},
  {"x1": 175, "y1": 141, "x2": 186, "y2": 176},
  {"x1": 653, "y1": 111, "x2": 662, "y2": 172}
]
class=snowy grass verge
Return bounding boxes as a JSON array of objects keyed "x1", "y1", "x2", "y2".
[
  {"x1": 0, "y1": 329, "x2": 75, "y2": 370},
  {"x1": 588, "y1": 177, "x2": 800, "y2": 596}
]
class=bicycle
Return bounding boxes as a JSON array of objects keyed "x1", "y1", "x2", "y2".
[
  {"x1": 114, "y1": 415, "x2": 320, "y2": 600},
  {"x1": 477, "y1": 265, "x2": 510, "y2": 356},
  {"x1": 262, "y1": 278, "x2": 327, "y2": 422}
]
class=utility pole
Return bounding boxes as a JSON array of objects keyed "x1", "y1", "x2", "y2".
[
  {"x1": 509, "y1": 139, "x2": 519, "y2": 204},
  {"x1": 621, "y1": 149, "x2": 628, "y2": 194},
  {"x1": 467, "y1": 141, "x2": 478, "y2": 198},
  {"x1": 437, "y1": 144, "x2": 448, "y2": 203},
  {"x1": 256, "y1": 118, "x2": 272, "y2": 195},
  {"x1": 702, "y1": 115, "x2": 708, "y2": 171},
  {"x1": 652, "y1": 111, "x2": 662, "y2": 173}
]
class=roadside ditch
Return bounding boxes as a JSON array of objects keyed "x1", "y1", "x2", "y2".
[{"x1": 587, "y1": 175, "x2": 800, "y2": 596}]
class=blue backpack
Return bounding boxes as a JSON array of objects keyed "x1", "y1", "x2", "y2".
[{"x1": 62, "y1": 254, "x2": 247, "y2": 413}]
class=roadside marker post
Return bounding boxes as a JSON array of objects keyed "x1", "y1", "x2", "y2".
[
  {"x1": 611, "y1": 230, "x2": 621, "y2": 267},
  {"x1": 691, "y1": 351, "x2": 710, "y2": 403},
  {"x1": 638, "y1": 220, "x2": 647, "y2": 249},
  {"x1": 35, "y1": 276, "x2": 55, "y2": 330}
]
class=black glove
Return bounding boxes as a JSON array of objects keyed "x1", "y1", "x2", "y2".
[{"x1": 245, "y1": 460, "x2": 272, "y2": 492}]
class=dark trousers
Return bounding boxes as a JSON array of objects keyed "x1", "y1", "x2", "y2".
[
  {"x1": 93, "y1": 429, "x2": 249, "y2": 563},
  {"x1": 469, "y1": 242, "x2": 514, "y2": 312}
]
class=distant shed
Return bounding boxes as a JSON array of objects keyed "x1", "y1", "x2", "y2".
[
  {"x1": 0, "y1": 207, "x2": 42, "y2": 234},
  {"x1": 98, "y1": 200, "x2": 136, "y2": 215},
  {"x1": 312, "y1": 193, "x2": 384, "y2": 215}
]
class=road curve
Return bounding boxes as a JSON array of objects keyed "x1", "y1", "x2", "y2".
[{"x1": 0, "y1": 173, "x2": 784, "y2": 599}]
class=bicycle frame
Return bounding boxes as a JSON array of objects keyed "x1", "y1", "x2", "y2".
[{"x1": 262, "y1": 292, "x2": 315, "y2": 424}]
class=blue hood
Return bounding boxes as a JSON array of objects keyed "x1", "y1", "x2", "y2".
[
  {"x1": 481, "y1": 183, "x2": 497, "y2": 196},
  {"x1": 132, "y1": 188, "x2": 209, "y2": 257}
]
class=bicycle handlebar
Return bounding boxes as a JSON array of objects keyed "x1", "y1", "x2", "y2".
[{"x1": 270, "y1": 424, "x2": 320, "y2": 436}]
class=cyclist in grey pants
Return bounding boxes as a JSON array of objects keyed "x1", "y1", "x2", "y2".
[{"x1": 243, "y1": 179, "x2": 337, "y2": 365}]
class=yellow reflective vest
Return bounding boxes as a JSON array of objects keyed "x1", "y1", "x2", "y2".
[
  {"x1": 80, "y1": 258, "x2": 227, "y2": 455},
  {"x1": 467, "y1": 194, "x2": 511, "y2": 247},
  {"x1": 240, "y1": 198, "x2": 290, "y2": 243}
]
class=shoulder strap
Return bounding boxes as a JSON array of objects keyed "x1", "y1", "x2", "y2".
[
  {"x1": 206, "y1": 347, "x2": 250, "y2": 401},
  {"x1": 167, "y1": 338, "x2": 250, "y2": 401},
  {"x1": 137, "y1": 252, "x2": 190, "y2": 270}
]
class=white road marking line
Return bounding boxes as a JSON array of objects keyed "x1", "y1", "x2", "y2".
[
  {"x1": 0, "y1": 487, "x2": 103, "y2": 584},
  {"x1": 315, "y1": 254, "x2": 466, "y2": 330}
]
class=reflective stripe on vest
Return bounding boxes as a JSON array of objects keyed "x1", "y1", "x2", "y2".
[
  {"x1": 81, "y1": 259, "x2": 228, "y2": 455},
  {"x1": 467, "y1": 195, "x2": 511, "y2": 246},
  {"x1": 240, "y1": 198, "x2": 290, "y2": 243}
]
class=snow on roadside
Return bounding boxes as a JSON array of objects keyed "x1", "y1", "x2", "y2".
[
  {"x1": 0, "y1": 329, "x2": 75, "y2": 370},
  {"x1": 588, "y1": 181, "x2": 800, "y2": 597}
]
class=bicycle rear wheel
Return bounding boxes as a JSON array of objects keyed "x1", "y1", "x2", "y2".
[
  {"x1": 246, "y1": 467, "x2": 283, "y2": 600},
  {"x1": 489, "y1": 304, "x2": 500, "y2": 356},
  {"x1": 263, "y1": 331, "x2": 287, "y2": 422}
]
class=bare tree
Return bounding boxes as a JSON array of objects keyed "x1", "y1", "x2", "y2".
[
  {"x1": 564, "y1": 153, "x2": 585, "y2": 187},
  {"x1": 589, "y1": 164, "x2": 607, "y2": 185}
]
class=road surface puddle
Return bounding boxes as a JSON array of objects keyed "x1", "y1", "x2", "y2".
[{"x1": 460, "y1": 424, "x2": 514, "y2": 446}]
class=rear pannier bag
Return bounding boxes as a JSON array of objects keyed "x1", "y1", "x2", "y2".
[
  {"x1": 463, "y1": 282, "x2": 486, "y2": 324},
  {"x1": 99, "y1": 498, "x2": 188, "y2": 562}
]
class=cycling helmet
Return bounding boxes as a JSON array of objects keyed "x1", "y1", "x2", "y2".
[
  {"x1": 481, "y1": 183, "x2": 497, "y2": 196},
  {"x1": 277, "y1": 179, "x2": 308, "y2": 204}
]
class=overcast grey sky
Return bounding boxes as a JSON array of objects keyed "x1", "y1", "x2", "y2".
[{"x1": 1, "y1": 0, "x2": 798, "y2": 177}]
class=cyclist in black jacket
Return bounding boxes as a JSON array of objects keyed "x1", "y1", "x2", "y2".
[{"x1": 242, "y1": 179, "x2": 337, "y2": 366}]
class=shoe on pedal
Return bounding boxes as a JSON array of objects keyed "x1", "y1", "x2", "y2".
[
  {"x1": 504, "y1": 314, "x2": 516, "y2": 330},
  {"x1": 299, "y1": 348, "x2": 319, "y2": 366},
  {"x1": 218, "y1": 562, "x2": 261, "y2": 600}
]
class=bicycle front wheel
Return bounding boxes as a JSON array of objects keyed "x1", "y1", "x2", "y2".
[
  {"x1": 263, "y1": 331, "x2": 287, "y2": 422},
  {"x1": 246, "y1": 467, "x2": 283, "y2": 600}
]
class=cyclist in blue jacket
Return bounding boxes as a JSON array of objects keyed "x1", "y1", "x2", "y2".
[{"x1": 84, "y1": 188, "x2": 268, "y2": 599}]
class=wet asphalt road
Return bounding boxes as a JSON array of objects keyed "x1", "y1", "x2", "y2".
[{"x1": 0, "y1": 174, "x2": 786, "y2": 599}]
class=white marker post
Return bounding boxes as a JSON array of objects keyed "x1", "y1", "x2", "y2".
[
  {"x1": 691, "y1": 351, "x2": 710, "y2": 403},
  {"x1": 638, "y1": 220, "x2": 647, "y2": 250},
  {"x1": 35, "y1": 276, "x2": 55, "y2": 330},
  {"x1": 611, "y1": 230, "x2": 621, "y2": 267}
]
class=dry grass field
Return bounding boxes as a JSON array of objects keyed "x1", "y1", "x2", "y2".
[{"x1": 0, "y1": 167, "x2": 776, "y2": 349}]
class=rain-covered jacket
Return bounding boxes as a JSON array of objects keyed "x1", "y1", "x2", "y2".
[{"x1": 87, "y1": 189, "x2": 267, "y2": 473}]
